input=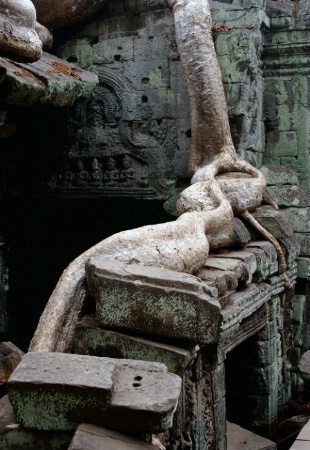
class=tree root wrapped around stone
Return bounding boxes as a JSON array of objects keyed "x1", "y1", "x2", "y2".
[{"x1": 30, "y1": 0, "x2": 286, "y2": 353}]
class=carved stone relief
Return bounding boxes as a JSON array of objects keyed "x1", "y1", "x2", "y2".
[{"x1": 47, "y1": 67, "x2": 177, "y2": 199}]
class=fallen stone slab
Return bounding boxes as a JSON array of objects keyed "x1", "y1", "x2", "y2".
[
  {"x1": 68, "y1": 424, "x2": 159, "y2": 450},
  {"x1": 86, "y1": 259, "x2": 221, "y2": 344},
  {"x1": 73, "y1": 315, "x2": 195, "y2": 375},
  {"x1": 0, "y1": 342, "x2": 24, "y2": 385},
  {"x1": 0, "y1": 395, "x2": 72, "y2": 450},
  {"x1": 8, "y1": 352, "x2": 181, "y2": 434},
  {"x1": 227, "y1": 421, "x2": 276, "y2": 449}
]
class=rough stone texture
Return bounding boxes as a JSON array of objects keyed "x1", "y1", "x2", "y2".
[
  {"x1": 281, "y1": 208, "x2": 310, "y2": 233},
  {"x1": 0, "y1": 52, "x2": 98, "y2": 107},
  {"x1": 0, "y1": 0, "x2": 42, "y2": 63},
  {"x1": 226, "y1": 421, "x2": 276, "y2": 450},
  {"x1": 51, "y1": 0, "x2": 190, "y2": 200},
  {"x1": 297, "y1": 257, "x2": 310, "y2": 279},
  {"x1": 0, "y1": 395, "x2": 72, "y2": 450},
  {"x1": 298, "y1": 351, "x2": 310, "y2": 385},
  {"x1": 260, "y1": 166, "x2": 299, "y2": 187},
  {"x1": 73, "y1": 315, "x2": 195, "y2": 375},
  {"x1": 33, "y1": 0, "x2": 110, "y2": 30},
  {"x1": 0, "y1": 239, "x2": 8, "y2": 335},
  {"x1": 68, "y1": 424, "x2": 159, "y2": 450},
  {"x1": 227, "y1": 218, "x2": 251, "y2": 249},
  {"x1": 263, "y1": 12, "x2": 310, "y2": 190},
  {"x1": 8, "y1": 352, "x2": 181, "y2": 433},
  {"x1": 86, "y1": 258, "x2": 221, "y2": 344},
  {"x1": 266, "y1": 185, "x2": 310, "y2": 208},
  {"x1": 252, "y1": 206, "x2": 294, "y2": 240},
  {"x1": 211, "y1": 1, "x2": 268, "y2": 168},
  {"x1": 0, "y1": 342, "x2": 23, "y2": 385}
]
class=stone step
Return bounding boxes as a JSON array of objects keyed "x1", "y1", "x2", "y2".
[
  {"x1": 68, "y1": 424, "x2": 159, "y2": 450},
  {"x1": 8, "y1": 352, "x2": 181, "y2": 434},
  {"x1": 227, "y1": 421, "x2": 276, "y2": 450}
]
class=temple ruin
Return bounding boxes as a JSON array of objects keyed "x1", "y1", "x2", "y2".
[{"x1": 1, "y1": 0, "x2": 310, "y2": 449}]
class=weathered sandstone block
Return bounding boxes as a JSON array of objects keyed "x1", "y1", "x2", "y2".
[
  {"x1": 73, "y1": 315, "x2": 194, "y2": 375},
  {"x1": 68, "y1": 424, "x2": 159, "y2": 450},
  {"x1": 86, "y1": 258, "x2": 221, "y2": 344},
  {"x1": 8, "y1": 352, "x2": 181, "y2": 433}
]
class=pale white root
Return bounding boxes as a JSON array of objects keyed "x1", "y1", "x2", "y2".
[{"x1": 30, "y1": 0, "x2": 285, "y2": 354}]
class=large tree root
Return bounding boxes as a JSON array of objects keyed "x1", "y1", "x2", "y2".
[{"x1": 29, "y1": 0, "x2": 287, "y2": 353}]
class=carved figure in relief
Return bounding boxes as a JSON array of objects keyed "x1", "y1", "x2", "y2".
[
  {"x1": 120, "y1": 155, "x2": 136, "y2": 186},
  {"x1": 74, "y1": 160, "x2": 88, "y2": 187},
  {"x1": 103, "y1": 157, "x2": 119, "y2": 186},
  {"x1": 89, "y1": 158, "x2": 102, "y2": 187},
  {"x1": 59, "y1": 161, "x2": 74, "y2": 187},
  {"x1": 29, "y1": 0, "x2": 287, "y2": 353}
]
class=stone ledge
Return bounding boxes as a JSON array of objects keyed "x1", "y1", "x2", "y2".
[{"x1": 0, "y1": 52, "x2": 98, "y2": 106}]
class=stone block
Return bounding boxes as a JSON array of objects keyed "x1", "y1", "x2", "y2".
[
  {"x1": 298, "y1": 351, "x2": 310, "y2": 385},
  {"x1": 122, "y1": 60, "x2": 170, "y2": 91},
  {"x1": 266, "y1": 185, "x2": 310, "y2": 208},
  {"x1": 227, "y1": 218, "x2": 251, "y2": 249},
  {"x1": 243, "y1": 391, "x2": 278, "y2": 423},
  {"x1": 297, "y1": 257, "x2": 310, "y2": 279},
  {"x1": 257, "y1": 320, "x2": 278, "y2": 341},
  {"x1": 260, "y1": 165, "x2": 299, "y2": 186},
  {"x1": 252, "y1": 206, "x2": 294, "y2": 239},
  {"x1": 281, "y1": 207, "x2": 310, "y2": 233},
  {"x1": 0, "y1": 342, "x2": 24, "y2": 385},
  {"x1": 0, "y1": 395, "x2": 72, "y2": 450},
  {"x1": 212, "y1": 398, "x2": 226, "y2": 450},
  {"x1": 227, "y1": 421, "x2": 276, "y2": 450},
  {"x1": 195, "y1": 268, "x2": 238, "y2": 299},
  {"x1": 203, "y1": 257, "x2": 248, "y2": 282},
  {"x1": 279, "y1": 236, "x2": 300, "y2": 268},
  {"x1": 86, "y1": 259, "x2": 221, "y2": 344},
  {"x1": 123, "y1": 0, "x2": 168, "y2": 14},
  {"x1": 93, "y1": 37, "x2": 134, "y2": 64},
  {"x1": 212, "y1": 249, "x2": 257, "y2": 283},
  {"x1": 247, "y1": 241, "x2": 278, "y2": 274},
  {"x1": 68, "y1": 424, "x2": 159, "y2": 450},
  {"x1": 8, "y1": 352, "x2": 181, "y2": 433},
  {"x1": 247, "y1": 363, "x2": 279, "y2": 395},
  {"x1": 293, "y1": 323, "x2": 303, "y2": 347},
  {"x1": 73, "y1": 315, "x2": 194, "y2": 375},
  {"x1": 255, "y1": 338, "x2": 278, "y2": 368},
  {"x1": 292, "y1": 296, "x2": 306, "y2": 324},
  {"x1": 295, "y1": 233, "x2": 310, "y2": 257},
  {"x1": 210, "y1": 363, "x2": 226, "y2": 405}
]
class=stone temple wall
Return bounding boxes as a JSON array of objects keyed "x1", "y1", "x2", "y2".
[
  {"x1": 0, "y1": 1, "x2": 310, "y2": 448},
  {"x1": 54, "y1": 0, "x2": 191, "y2": 201}
]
